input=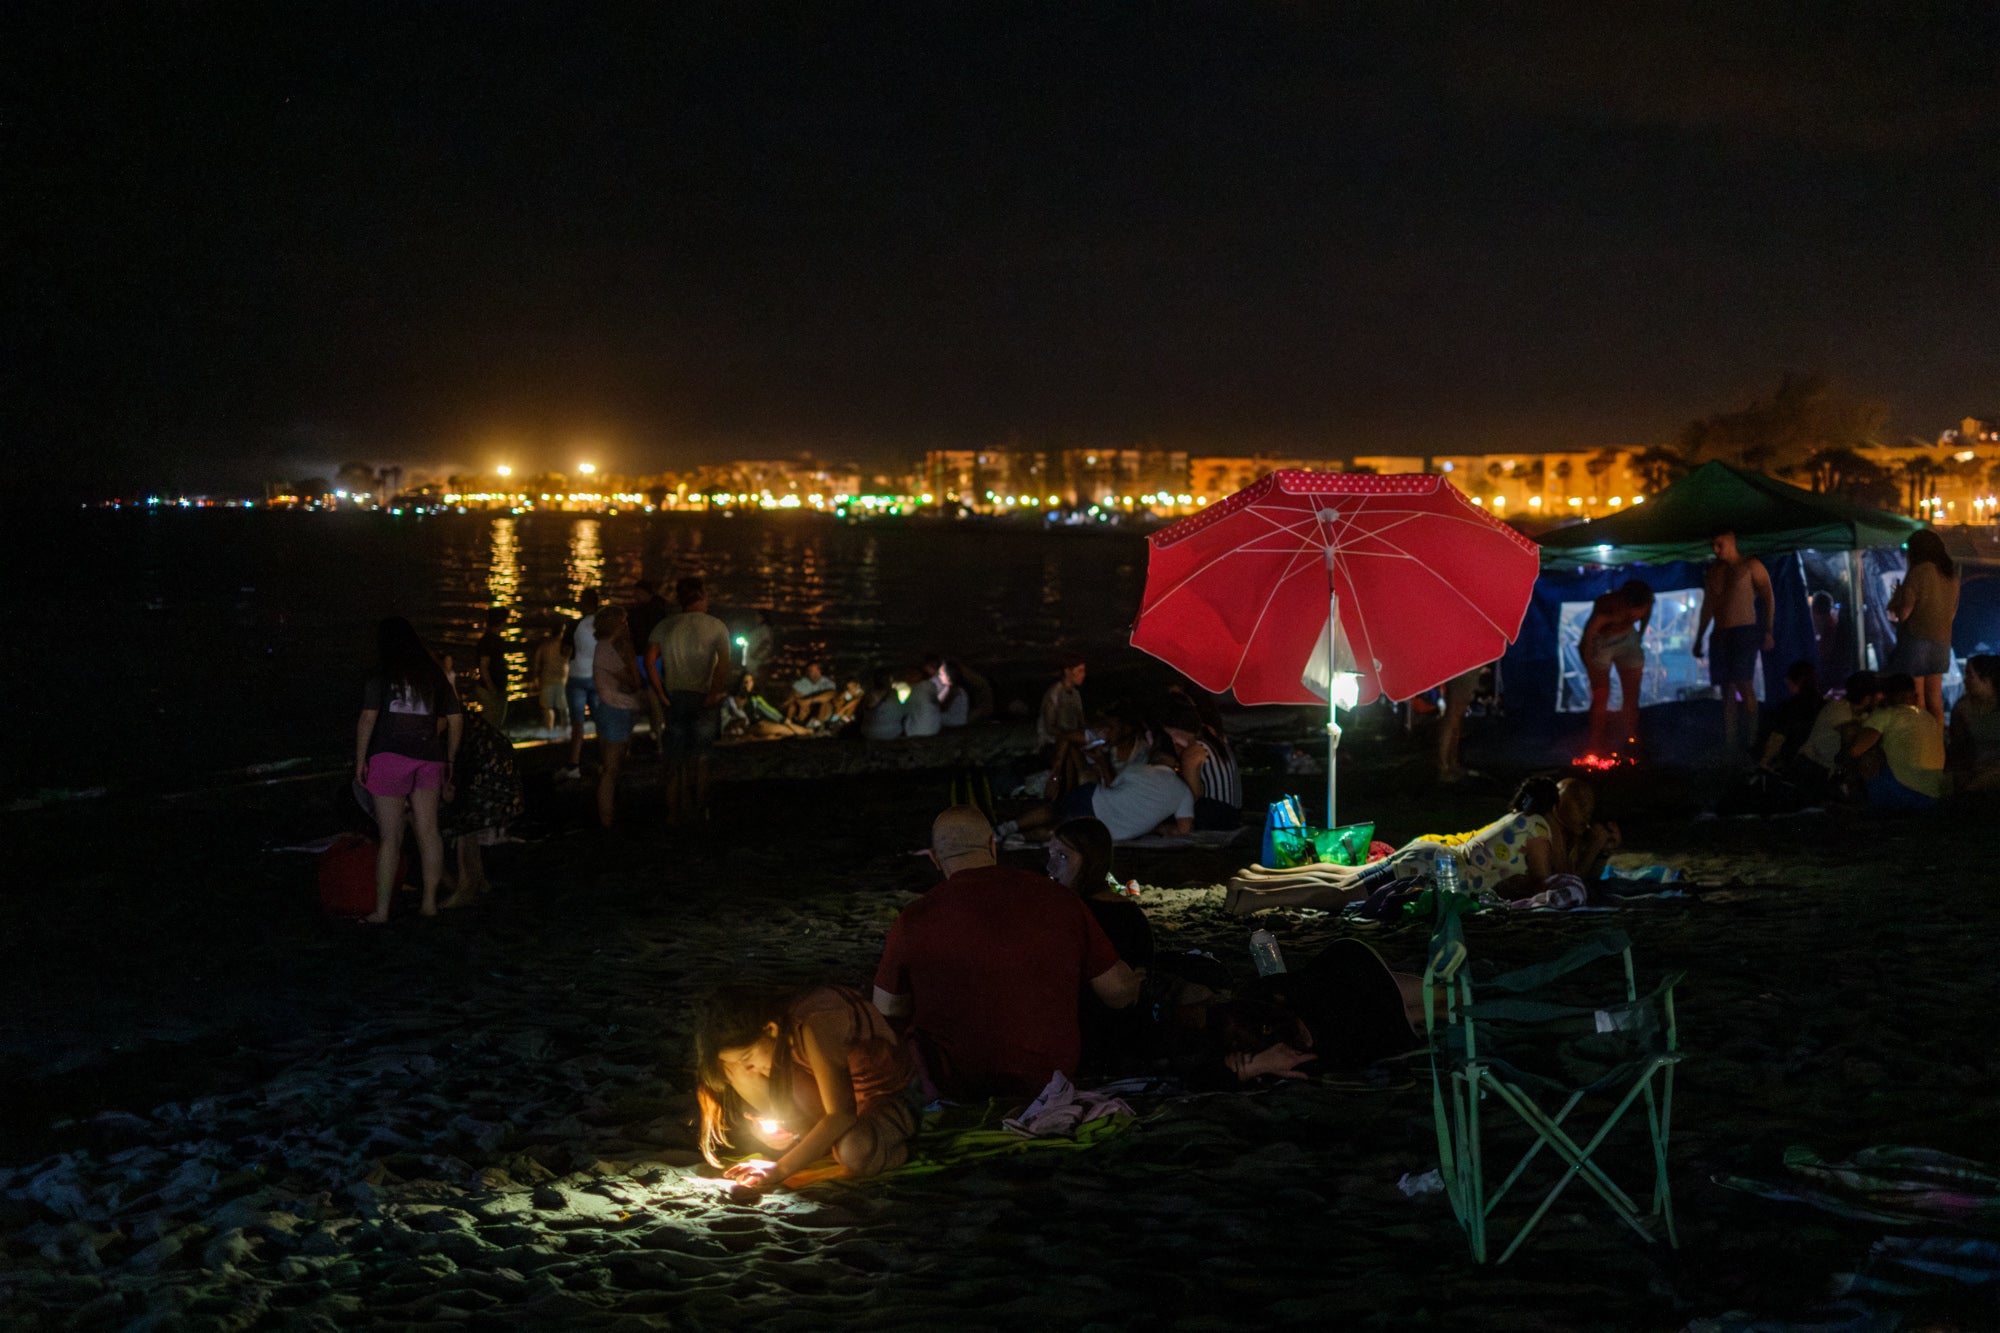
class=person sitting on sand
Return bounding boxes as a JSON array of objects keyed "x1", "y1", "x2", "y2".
[
  {"x1": 782, "y1": 662, "x2": 838, "y2": 726},
  {"x1": 1166, "y1": 939, "x2": 1423, "y2": 1088},
  {"x1": 724, "y1": 671, "x2": 808, "y2": 739},
  {"x1": 1160, "y1": 701, "x2": 1243, "y2": 831},
  {"x1": 858, "y1": 669, "x2": 909, "y2": 740},
  {"x1": 1778, "y1": 669, "x2": 1878, "y2": 799},
  {"x1": 830, "y1": 678, "x2": 864, "y2": 726},
  {"x1": 695, "y1": 982, "x2": 917, "y2": 1194},
  {"x1": 903, "y1": 669, "x2": 943, "y2": 738},
  {"x1": 1046, "y1": 817, "x2": 1155, "y2": 1076},
  {"x1": 1948, "y1": 655, "x2": 2000, "y2": 796},
  {"x1": 1755, "y1": 661, "x2": 1823, "y2": 774},
  {"x1": 1226, "y1": 776, "x2": 1618, "y2": 915},
  {"x1": 355, "y1": 617, "x2": 463, "y2": 922},
  {"x1": 873, "y1": 806, "x2": 1140, "y2": 1100},
  {"x1": 1038, "y1": 654, "x2": 1090, "y2": 795},
  {"x1": 1081, "y1": 701, "x2": 1155, "y2": 787},
  {"x1": 933, "y1": 656, "x2": 992, "y2": 728},
  {"x1": 1008, "y1": 757, "x2": 1197, "y2": 844},
  {"x1": 1848, "y1": 672, "x2": 1948, "y2": 811}
]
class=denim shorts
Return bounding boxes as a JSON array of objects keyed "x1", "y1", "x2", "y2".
[
  {"x1": 1886, "y1": 635, "x2": 1952, "y2": 677},
  {"x1": 596, "y1": 703, "x2": 634, "y2": 744},
  {"x1": 565, "y1": 678, "x2": 598, "y2": 721},
  {"x1": 665, "y1": 689, "x2": 721, "y2": 753}
]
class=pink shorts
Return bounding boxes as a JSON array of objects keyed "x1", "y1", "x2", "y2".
[{"x1": 363, "y1": 752, "x2": 446, "y2": 797}]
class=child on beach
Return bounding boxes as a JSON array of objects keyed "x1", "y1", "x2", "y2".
[{"x1": 695, "y1": 983, "x2": 918, "y2": 1193}]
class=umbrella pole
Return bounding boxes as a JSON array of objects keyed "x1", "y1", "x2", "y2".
[
  {"x1": 1326, "y1": 584, "x2": 1340, "y2": 828},
  {"x1": 1847, "y1": 548, "x2": 1868, "y2": 672}
]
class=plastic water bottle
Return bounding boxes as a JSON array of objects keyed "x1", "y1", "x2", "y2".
[
  {"x1": 1433, "y1": 852, "x2": 1462, "y2": 897},
  {"x1": 1249, "y1": 929, "x2": 1287, "y2": 976}
]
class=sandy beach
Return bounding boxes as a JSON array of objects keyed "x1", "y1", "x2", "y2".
[{"x1": 4, "y1": 720, "x2": 1999, "y2": 1331}]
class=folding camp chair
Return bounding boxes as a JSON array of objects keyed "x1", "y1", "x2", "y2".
[{"x1": 1423, "y1": 910, "x2": 1683, "y2": 1264}]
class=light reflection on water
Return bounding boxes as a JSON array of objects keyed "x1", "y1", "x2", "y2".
[
  {"x1": 15, "y1": 511, "x2": 1152, "y2": 789},
  {"x1": 566, "y1": 519, "x2": 604, "y2": 602},
  {"x1": 486, "y1": 517, "x2": 521, "y2": 611}
]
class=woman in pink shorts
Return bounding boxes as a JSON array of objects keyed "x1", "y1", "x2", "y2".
[{"x1": 355, "y1": 617, "x2": 463, "y2": 921}]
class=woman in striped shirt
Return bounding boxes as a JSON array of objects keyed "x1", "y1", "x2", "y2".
[{"x1": 1162, "y1": 701, "x2": 1243, "y2": 831}]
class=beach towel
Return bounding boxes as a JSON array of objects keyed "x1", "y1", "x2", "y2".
[
  {"x1": 771, "y1": 1098, "x2": 1136, "y2": 1187},
  {"x1": 1002, "y1": 1071, "x2": 1135, "y2": 1137},
  {"x1": 1715, "y1": 1145, "x2": 2000, "y2": 1229}
]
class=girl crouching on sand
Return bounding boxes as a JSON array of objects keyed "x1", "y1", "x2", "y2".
[{"x1": 695, "y1": 984, "x2": 918, "y2": 1193}]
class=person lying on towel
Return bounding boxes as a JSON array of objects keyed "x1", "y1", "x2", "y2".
[{"x1": 1226, "y1": 776, "x2": 1619, "y2": 915}]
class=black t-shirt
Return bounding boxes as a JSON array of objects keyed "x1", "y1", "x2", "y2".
[
  {"x1": 363, "y1": 673, "x2": 462, "y2": 761},
  {"x1": 629, "y1": 596, "x2": 670, "y2": 650},
  {"x1": 1086, "y1": 897, "x2": 1155, "y2": 969},
  {"x1": 1763, "y1": 691, "x2": 1822, "y2": 762},
  {"x1": 476, "y1": 632, "x2": 509, "y2": 691}
]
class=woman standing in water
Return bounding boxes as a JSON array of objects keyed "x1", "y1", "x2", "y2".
[{"x1": 355, "y1": 617, "x2": 462, "y2": 922}]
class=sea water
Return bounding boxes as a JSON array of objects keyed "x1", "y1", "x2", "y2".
[{"x1": 2, "y1": 509, "x2": 1150, "y2": 794}]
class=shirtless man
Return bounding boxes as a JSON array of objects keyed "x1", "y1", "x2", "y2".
[{"x1": 1692, "y1": 526, "x2": 1774, "y2": 756}]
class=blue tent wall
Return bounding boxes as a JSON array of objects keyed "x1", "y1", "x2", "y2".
[{"x1": 1503, "y1": 555, "x2": 1816, "y2": 720}]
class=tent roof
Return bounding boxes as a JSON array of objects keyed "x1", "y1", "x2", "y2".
[{"x1": 1536, "y1": 460, "x2": 1922, "y2": 568}]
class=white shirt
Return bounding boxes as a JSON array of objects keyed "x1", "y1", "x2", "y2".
[
  {"x1": 1798, "y1": 699, "x2": 1858, "y2": 772},
  {"x1": 1089, "y1": 764, "x2": 1196, "y2": 841}
]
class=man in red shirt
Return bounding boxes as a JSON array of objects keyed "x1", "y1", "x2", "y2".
[{"x1": 873, "y1": 806, "x2": 1141, "y2": 1100}]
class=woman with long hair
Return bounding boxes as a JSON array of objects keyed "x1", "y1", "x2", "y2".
[
  {"x1": 1887, "y1": 528, "x2": 1960, "y2": 729},
  {"x1": 590, "y1": 604, "x2": 643, "y2": 828},
  {"x1": 694, "y1": 982, "x2": 916, "y2": 1193},
  {"x1": 354, "y1": 617, "x2": 462, "y2": 922},
  {"x1": 1160, "y1": 700, "x2": 1243, "y2": 831}
]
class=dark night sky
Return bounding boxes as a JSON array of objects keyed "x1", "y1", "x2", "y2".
[{"x1": 7, "y1": 2, "x2": 1998, "y2": 490}]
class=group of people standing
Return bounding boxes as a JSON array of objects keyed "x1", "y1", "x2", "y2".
[
  {"x1": 1576, "y1": 524, "x2": 1970, "y2": 767},
  {"x1": 548, "y1": 576, "x2": 736, "y2": 829}
]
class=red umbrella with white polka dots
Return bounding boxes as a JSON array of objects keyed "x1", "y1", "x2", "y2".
[{"x1": 1129, "y1": 470, "x2": 1540, "y2": 823}]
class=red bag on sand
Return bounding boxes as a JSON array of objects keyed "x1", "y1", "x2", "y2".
[{"x1": 317, "y1": 833, "x2": 403, "y2": 917}]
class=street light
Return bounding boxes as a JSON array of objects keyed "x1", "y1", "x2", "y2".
[
  {"x1": 578, "y1": 462, "x2": 597, "y2": 475},
  {"x1": 497, "y1": 465, "x2": 513, "y2": 478}
]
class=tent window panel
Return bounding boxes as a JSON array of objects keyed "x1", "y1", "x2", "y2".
[{"x1": 1555, "y1": 590, "x2": 1760, "y2": 712}]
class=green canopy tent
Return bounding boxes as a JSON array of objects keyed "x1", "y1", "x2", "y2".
[{"x1": 1538, "y1": 461, "x2": 1923, "y2": 670}]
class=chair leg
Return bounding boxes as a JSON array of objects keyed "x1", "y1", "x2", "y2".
[
  {"x1": 1483, "y1": 1071, "x2": 1667, "y2": 1264},
  {"x1": 1642, "y1": 1062, "x2": 1679, "y2": 1248}
]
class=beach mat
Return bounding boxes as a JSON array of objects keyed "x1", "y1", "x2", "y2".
[
  {"x1": 1715, "y1": 1145, "x2": 2000, "y2": 1230},
  {"x1": 776, "y1": 1099, "x2": 1134, "y2": 1187}
]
